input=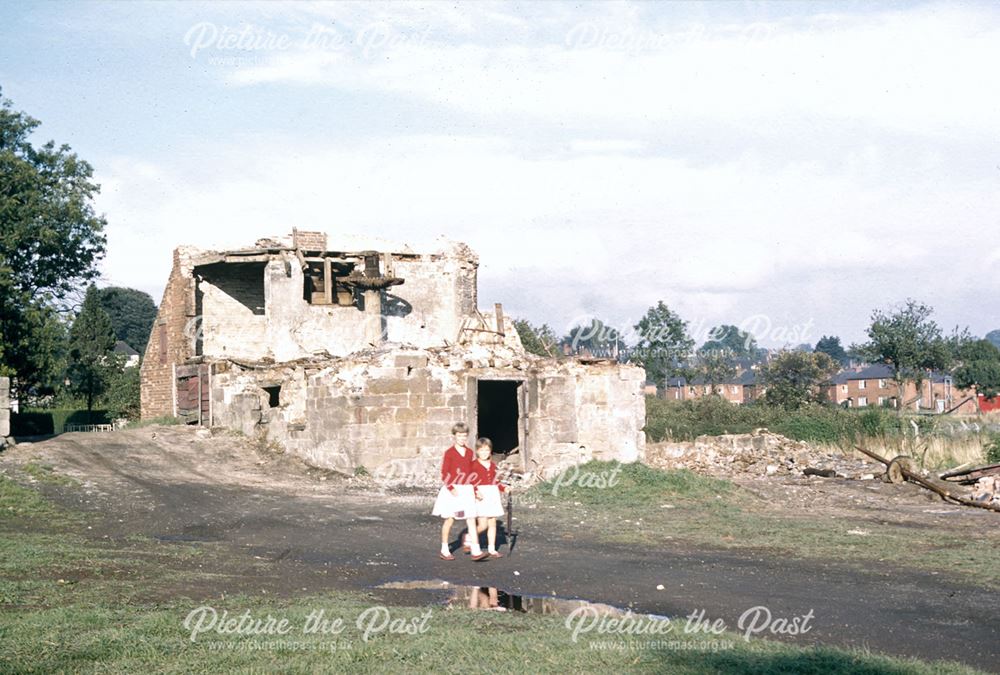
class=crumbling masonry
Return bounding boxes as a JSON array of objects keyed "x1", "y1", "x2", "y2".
[{"x1": 140, "y1": 230, "x2": 645, "y2": 479}]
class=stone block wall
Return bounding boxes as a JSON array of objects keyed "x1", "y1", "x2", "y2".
[
  {"x1": 383, "y1": 243, "x2": 478, "y2": 348},
  {"x1": 205, "y1": 345, "x2": 646, "y2": 483},
  {"x1": 572, "y1": 362, "x2": 646, "y2": 463},
  {"x1": 209, "y1": 349, "x2": 471, "y2": 477}
]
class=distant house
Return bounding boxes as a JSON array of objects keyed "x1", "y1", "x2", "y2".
[
  {"x1": 821, "y1": 364, "x2": 977, "y2": 413},
  {"x1": 113, "y1": 341, "x2": 140, "y2": 368},
  {"x1": 663, "y1": 369, "x2": 763, "y2": 405}
]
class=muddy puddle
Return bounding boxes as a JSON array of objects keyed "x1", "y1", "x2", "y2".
[{"x1": 375, "y1": 579, "x2": 668, "y2": 619}]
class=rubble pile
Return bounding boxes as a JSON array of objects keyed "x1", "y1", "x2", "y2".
[
  {"x1": 972, "y1": 476, "x2": 1000, "y2": 505},
  {"x1": 645, "y1": 429, "x2": 883, "y2": 479}
]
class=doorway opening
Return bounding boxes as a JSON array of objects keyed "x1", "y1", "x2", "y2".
[{"x1": 476, "y1": 380, "x2": 521, "y2": 457}]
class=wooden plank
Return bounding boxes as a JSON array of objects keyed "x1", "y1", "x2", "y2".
[{"x1": 324, "y1": 258, "x2": 333, "y2": 305}]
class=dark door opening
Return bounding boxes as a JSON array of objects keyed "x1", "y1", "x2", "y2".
[{"x1": 476, "y1": 380, "x2": 521, "y2": 457}]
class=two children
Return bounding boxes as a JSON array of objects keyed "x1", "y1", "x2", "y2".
[{"x1": 431, "y1": 423, "x2": 508, "y2": 561}]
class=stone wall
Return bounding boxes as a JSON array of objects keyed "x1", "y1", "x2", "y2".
[
  {"x1": 207, "y1": 346, "x2": 646, "y2": 482},
  {"x1": 525, "y1": 360, "x2": 646, "y2": 478},
  {"x1": 141, "y1": 238, "x2": 483, "y2": 420},
  {"x1": 195, "y1": 243, "x2": 480, "y2": 364}
]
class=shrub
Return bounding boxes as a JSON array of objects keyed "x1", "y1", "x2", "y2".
[
  {"x1": 645, "y1": 396, "x2": 937, "y2": 447},
  {"x1": 11, "y1": 409, "x2": 111, "y2": 436},
  {"x1": 986, "y1": 434, "x2": 1000, "y2": 465}
]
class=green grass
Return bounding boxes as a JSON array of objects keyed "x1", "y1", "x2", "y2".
[
  {"x1": 0, "y1": 465, "x2": 987, "y2": 673},
  {"x1": 0, "y1": 530, "x2": 983, "y2": 675},
  {"x1": 0, "y1": 475, "x2": 82, "y2": 527},
  {"x1": 21, "y1": 462, "x2": 79, "y2": 486},
  {"x1": 124, "y1": 416, "x2": 182, "y2": 429},
  {"x1": 528, "y1": 462, "x2": 1000, "y2": 589},
  {"x1": 530, "y1": 461, "x2": 734, "y2": 508}
]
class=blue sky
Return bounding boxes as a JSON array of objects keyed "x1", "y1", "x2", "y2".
[{"x1": 2, "y1": 1, "x2": 998, "y2": 347}]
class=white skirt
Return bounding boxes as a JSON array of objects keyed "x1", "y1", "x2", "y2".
[
  {"x1": 431, "y1": 485, "x2": 475, "y2": 519},
  {"x1": 474, "y1": 485, "x2": 505, "y2": 518}
]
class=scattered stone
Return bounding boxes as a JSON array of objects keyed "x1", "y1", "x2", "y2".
[
  {"x1": 971, "y1": 477, "x2": 1000, "y2": 505},
  {"x1": 646, "y1": 430, "x2": 882, "y2": 479}
]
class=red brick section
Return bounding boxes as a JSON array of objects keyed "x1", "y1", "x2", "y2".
[
  {"x1": 140, "y1": 249, "x2": 196, "y2": 419},
  {"x1": 292, "y1": 229, "x2": 327, "y2": 252}
]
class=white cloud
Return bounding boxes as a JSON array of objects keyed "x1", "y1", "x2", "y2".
[
  {"x1": 215, "y1": 3, "x2": 1000, "y2": 143},
  {"x1": 62, "y1": 1, "x2": 999, "y2": 344},
  {"x1": 93, "y1": 129, "x2": 1000, "y2": 344}
]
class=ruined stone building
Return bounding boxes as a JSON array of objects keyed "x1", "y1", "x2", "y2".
[{"x1": 140, "y1": 229, "x2": 645, "y2": 479}]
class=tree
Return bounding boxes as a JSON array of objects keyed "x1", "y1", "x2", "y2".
[
  {"x1": 814, "y1": 335, "x2": 848, "y2": 365},
  {"x1": 700, "y1": 324, "x2": 757, "y2": 359},
  {"x1": 632, "y1": 301, "x2": 695, "y2": 386},
  {"x1": 67, "y1": 286, "x2": 116, "y2": 413},
  {"x1": 102, "y1": 364, "x2": 141, "y2": 421},
  {"x1": 695, "y1": 348, "x2": 738, "y2": 395},
  {"x1": 513, "y1": 319, "x2": 560, "y2": 358},
  {"x1": 986, "y1": 329, "x2": 1000, "y2": 351},
  {"x1": 761, "y1": 350, "x2": 838, "y2": 409},
  {"x1": 858, "y1": 300, "x2": 951, "y2": 412},
  {"x1": 0, "y1": 88, "x2": 107, "y2": 397},
  {"x1": 563, "y1": 316, "x2": 625, "y2": 356},
  {"x1": 952, "y1": 339, "x2": 1000, "y2": 400},
  {"x1": 94, "y1": 286, "x2": 157, "y2": 355}
]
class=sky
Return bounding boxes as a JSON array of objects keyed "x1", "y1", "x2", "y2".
[{"x1": 2, "y1": 0, "x2": 998, "y2": 348}]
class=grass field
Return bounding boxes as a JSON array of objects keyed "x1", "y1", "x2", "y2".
[
  {"x1": 0, "y1": 471, "x2": 987, "y2": 674},
  {"x1": 527, "y1": 462, "x2": 1000, "y2": 588}
]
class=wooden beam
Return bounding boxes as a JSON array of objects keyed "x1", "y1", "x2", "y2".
[{"x1": 323, "y1": 258, "x2": 333, "y2": 305}]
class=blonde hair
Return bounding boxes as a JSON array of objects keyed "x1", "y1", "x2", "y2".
[
  {"x1": 476, "y1": 437, "x2": 493, "y2": 451},
  {"x1": 451, "y1": 422, "x2": 469, "y2": 434}
]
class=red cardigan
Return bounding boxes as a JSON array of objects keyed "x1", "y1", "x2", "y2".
[
  {"x1": 440, "y1": 446, "x2": 474, "y2": 489},
  {"x1": 470, "y1": 459, "x2": 506, "y2": 493}
]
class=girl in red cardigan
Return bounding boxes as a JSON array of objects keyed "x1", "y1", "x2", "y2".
[
  {"x1": 470, "y1": 437, "x2": 507, "y2": 558},
  {"x1": 431, "y1": 423, "x2": 487, "y2": 561}
]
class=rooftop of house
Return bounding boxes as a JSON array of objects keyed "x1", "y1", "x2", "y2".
[
  {"x1": 827, "y1": 363, "x2": 954, "y2": 385},
  {"x1": 113, "y1": 341, "x2": 139, "y2": 356}
]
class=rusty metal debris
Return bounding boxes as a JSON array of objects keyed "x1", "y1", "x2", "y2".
[{"x1": 854, "y1": 445, "x2": 1000, "y2": 513}]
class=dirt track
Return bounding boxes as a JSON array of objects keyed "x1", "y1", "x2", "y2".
[{"x1": 2, "y1": 426, "x2": 998, "y2": 672}]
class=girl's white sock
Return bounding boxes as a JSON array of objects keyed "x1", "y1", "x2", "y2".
[
  {"x1": 487, "y1": 546, "x2": 497, "y2": 554},
  {"x1": 440, "y1": 543, "x2": 450, "y2": 556},
  {"x1": 470, "y1": 544, "x2": 483, "y2": 556}
]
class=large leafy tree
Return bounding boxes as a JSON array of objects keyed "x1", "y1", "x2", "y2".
[
  {"x1": 985, "y1": 329, "x2": 1000, "y2": 351},
  {"x1": 952, "y1": 339, "x2": 1000, "y2": 400},
  {"x1": 94, "y1": 286, "x2": 157, "y2": 355},
  {"x1": 700, "y1": 324, "x2": 757, "y2": 358},
  {"x1": 513, "y1": 318, "x2": 560, "y2": 358},
  {"x1": 814, "y1": 335, "x2": 848, "y2": 365},
  {"x1": 0, "y1": 88, "x2": 107, "y2": 397},
  {"x1": 761, "y1": 350, "x2": 838, "y2": 409},
  {"x1": 694, "y1": 348, "x2": 738, "y2": 395},
  {"x1": 67, "y1": 285, "x2": 116, "y2": 413},
  {"x1": 563, "y1": 316, "x2": 625, "y2": 356},
  {"x1": 632, "y1": 301, "x2": 695, "y2": 386},
  {"x1": 857, "y1": 300, "x2": 951, "y2": 412}
]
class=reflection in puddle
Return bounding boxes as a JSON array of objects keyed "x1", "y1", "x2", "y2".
[{"x1": 377, "y1": 579, "x2": 645, "y2": 617}]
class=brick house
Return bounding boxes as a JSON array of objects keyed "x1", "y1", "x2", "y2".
[
  {"x1": 821, "y1": 364, "x2": 978, "y2": 413},
  {"x1": 140, "y1": 230, "x2": 646, "y2": 478},
  {"x1": 663, "y1": 369, "x2": 763, "y2": 405}
]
